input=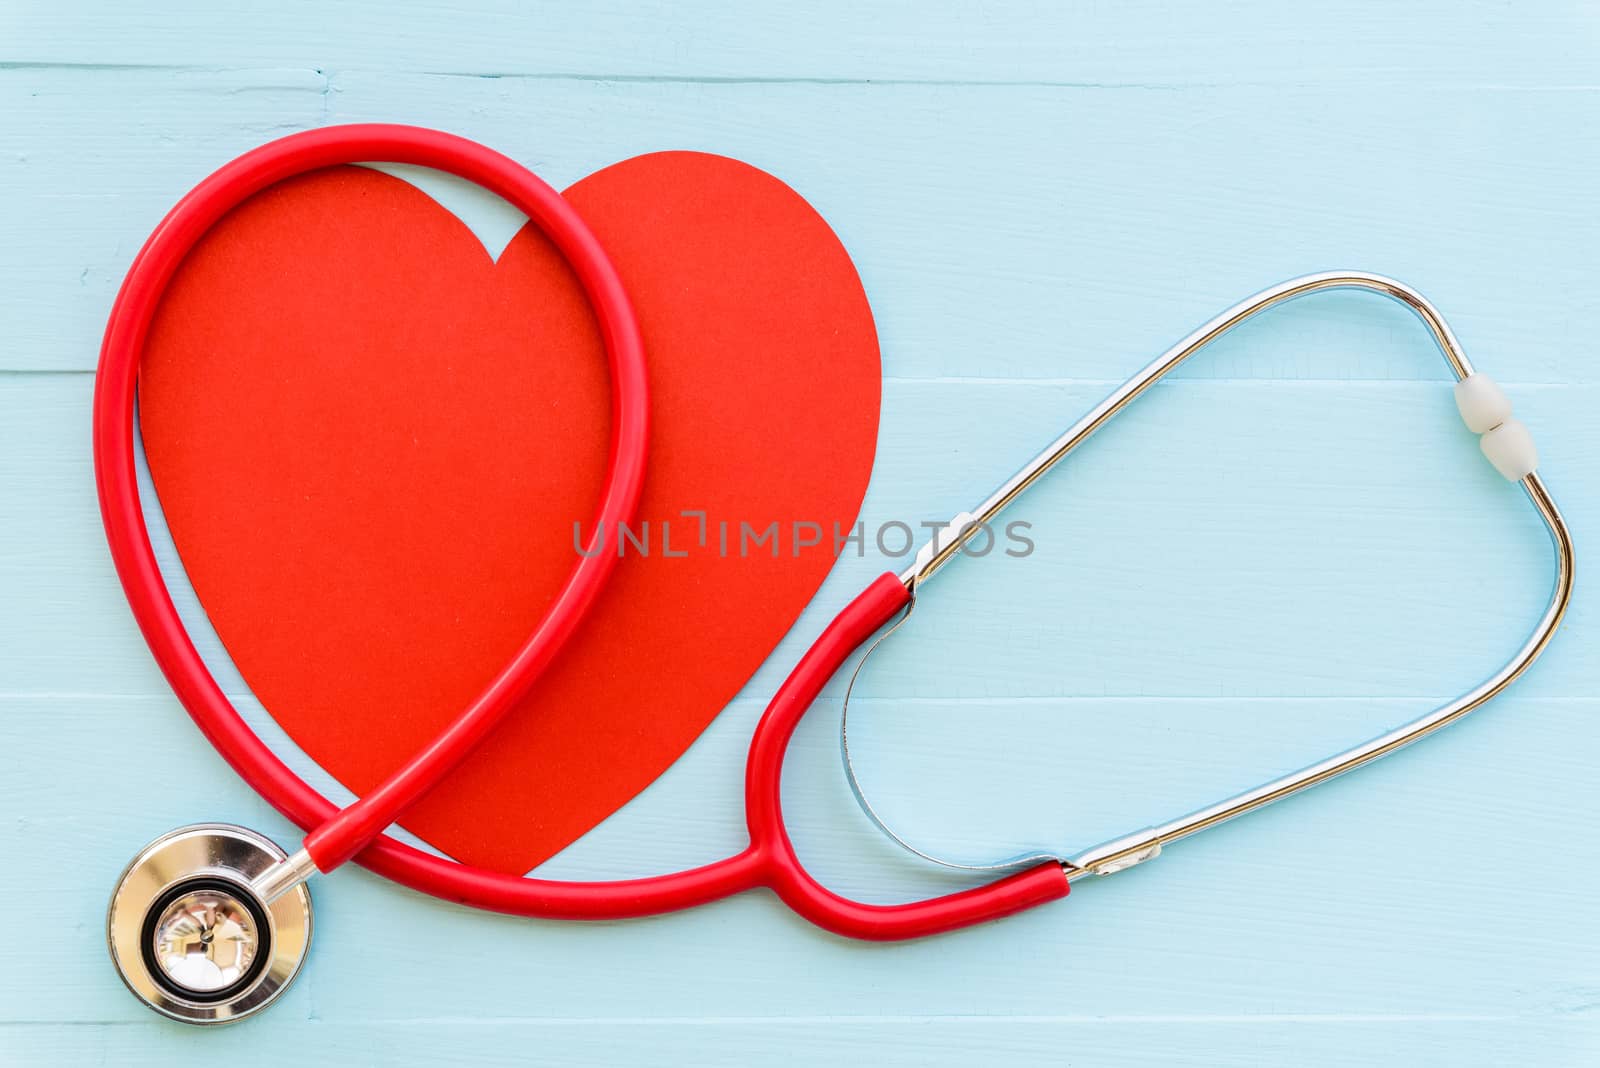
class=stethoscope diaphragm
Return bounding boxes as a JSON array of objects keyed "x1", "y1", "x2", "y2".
[{"x1": 106, "y1": 824, "x2": 310, "y2": 1024}]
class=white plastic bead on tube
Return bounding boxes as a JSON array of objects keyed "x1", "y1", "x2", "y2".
[{"x1": 1454, "y1": 373, "x2": 1538, "y2": 480}]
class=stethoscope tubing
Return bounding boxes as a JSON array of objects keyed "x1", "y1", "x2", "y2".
[
  {"x1": 100, "y1": 126, "x2": 1572, "y2": 946},
  {"x1": 97, "y1": 124, "x2": 1065, "y2": 939}
]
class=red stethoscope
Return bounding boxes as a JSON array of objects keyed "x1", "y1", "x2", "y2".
[{"x1": 100, "y1": 125, "x2": 1571, "y2": 1024}]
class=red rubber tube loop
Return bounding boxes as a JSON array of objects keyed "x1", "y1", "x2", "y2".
[
  {"x1": 97, "y1": 126, "x2": 1068, "y2": 940},
  {"x1": 95, "y1": 124, "x2": 651, "y2": 872}
]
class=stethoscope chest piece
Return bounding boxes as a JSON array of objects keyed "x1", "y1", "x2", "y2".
[{"x1": 107, "y1": 824, "x2": 312, "y2": 1025}]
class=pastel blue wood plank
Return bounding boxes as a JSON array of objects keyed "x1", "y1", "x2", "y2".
[
  {"x1": 3, "y1": 375, "x2": 1587, "y2": 700},
  {"x1": 5, "y1": 1, "x2": 1597, "y2": 86},
  {"x1": 7, "y1": 69, "x2": 1599, "y2": 380},
  {"x1": 321, "y1": 75, "x2": 1600, "y2": 386},
  {"x1": 2, "y1": 1018, "x2": 1596, "y2": 1067}
]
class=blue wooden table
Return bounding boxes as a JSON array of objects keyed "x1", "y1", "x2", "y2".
[{"x1": 3, "y1": 3, "x2": 1596, "y2": 1063}]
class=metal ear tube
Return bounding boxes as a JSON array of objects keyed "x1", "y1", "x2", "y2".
[{"x1": 842, "y1": 272, "x2": 1571, "y2": 882}]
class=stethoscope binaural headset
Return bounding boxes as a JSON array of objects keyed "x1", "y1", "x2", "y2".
[{"x1": 98, "y1": 125, "x2": 1573, "y2": 1023}]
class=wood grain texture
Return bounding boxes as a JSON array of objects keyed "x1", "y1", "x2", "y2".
[
  {"x1": 8, "y1": 67, "x2": 1599, "y2": 379},
  {"x1": 2, "y1": 2, "x2": 1597, "y2": 1064},
  {"x1": 5, "y1": 1, "x2": 1597, "y2": 86}
]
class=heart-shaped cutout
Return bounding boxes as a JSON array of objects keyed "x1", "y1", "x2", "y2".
[{"x1": 138, "y1": 153, "x2": 881, "y2": 874}]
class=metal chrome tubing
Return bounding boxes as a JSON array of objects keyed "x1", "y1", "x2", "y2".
[{"x1": 879, "y1": 271, "x2": 1571, "y2": 880}]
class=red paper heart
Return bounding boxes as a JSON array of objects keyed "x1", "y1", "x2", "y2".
[{"x1": 139, "y1": 153, "x2": 880, "y2": 874}]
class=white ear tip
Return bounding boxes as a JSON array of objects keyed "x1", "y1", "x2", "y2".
[
  {"x1": 1480, "y1": 418, "x2": 1538, "y2": 480},
  {"x1": 1455, "y1": 373, "x2": 1512, "y2": 434}
]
